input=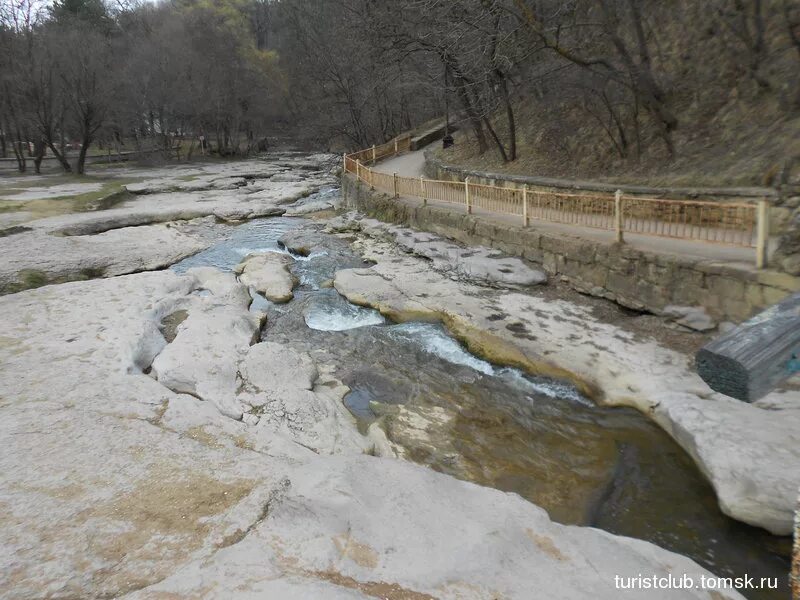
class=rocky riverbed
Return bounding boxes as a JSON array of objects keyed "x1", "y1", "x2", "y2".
[{"x1": 0, "y1": 155, "x2": 795, "y2": 599}]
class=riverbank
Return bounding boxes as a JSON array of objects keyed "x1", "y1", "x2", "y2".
[
  {"x1": 341, "y1": 172, "x2": 799, "y2": 325},
  {"x1": 0, "y1": 157, "x2": 787, "y2": 599},
  {"x1": 340, "y1": 175, "x2": 800, "y2": 539}
]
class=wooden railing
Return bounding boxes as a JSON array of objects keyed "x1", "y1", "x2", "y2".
[{"x1": 344, "y1": 140, "x2": 769, "y2": 267}]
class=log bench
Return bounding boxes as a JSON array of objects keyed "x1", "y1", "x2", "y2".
[{"x1": 696, "y1": 292, "x2": 800, "y2": 402}]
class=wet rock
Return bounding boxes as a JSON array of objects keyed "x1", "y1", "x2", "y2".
[
  {"x1": 662, "y1": 305, "x2": 716, "y2": 332},
  {"x1": 235, "y1": 253, "x2": 297, "y2": 303},
  {"x1": 279, "y1": 230, "x2": 318, "y2": 256}
]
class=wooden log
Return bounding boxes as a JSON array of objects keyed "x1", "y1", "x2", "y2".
[{"x1": 696, "y1": 291, "x2": 800, "y2": 402}]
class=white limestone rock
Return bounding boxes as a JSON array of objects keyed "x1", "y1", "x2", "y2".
[
  {"x1": 271, "y1": 172, "x2": 306, "y2": 183},
  {"x1": 0, "y1": 156, "x2": 339, "y2": 293},
  {"x1": 235, "y1": 252, "x2": 297, "y2": 303},
  {"x1": 662, "y1": 305, "x2": 717, "y2": 332},
  {"x1": 122, "y1": 456, "x2": 745, "y2": 600},
  {"x1": 0, "y1": 222, "x2": 207, "y2": 294},
  {"x1": 358, "y1": 218, "x2": 547, "y2": 287},
  {"x1": 150, "y1": 270, "x2": 262, "y2": 420},
  {"x1": 278, "y1": 229, "x2": 318, "y2": 256},
  {"x1": 240, "y1": 341, "x2": 318, "y2": 392},
  {"x1": 284, "y1": 198, "x2": 337, "y2": 216},
  {"x1": 239, "y1": 343, "x2": 365, "y2": 454}
]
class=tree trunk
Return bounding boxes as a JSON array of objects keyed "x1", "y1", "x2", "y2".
[
  {"x1": 498, "y1": 75, "x2": 517, "y2": 161},
  {"x1": 47, "y1": 141, "x2": 73, "y2": 172},
  {"x1": 482, "y1": 116, "x2": 509, "y2": 163},
  {"x1": 33, "y1": 139, "x2": 46, "y2": 174},
  {"x1": 12, "y1": 141, "x2": 26, "y2": 173},
  {"x1": 76, "y1": 129, "x2": 92, "y2": 175}
]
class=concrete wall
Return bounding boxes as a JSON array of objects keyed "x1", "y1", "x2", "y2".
[{"x1": 343, "y1": 174, "x2": 800, "y2": 323}]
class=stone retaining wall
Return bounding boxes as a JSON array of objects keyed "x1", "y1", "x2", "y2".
[{"x1": 343, "y1": 174, "x2": 800, "y2": 323}]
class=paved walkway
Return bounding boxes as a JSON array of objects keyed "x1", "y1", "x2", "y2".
[
  {"x1": 375, "y1": 151, "x2": 427, "y2": 178},
  {"x1": 372, "y1": 149, "x2": 764, "y2": 268}
]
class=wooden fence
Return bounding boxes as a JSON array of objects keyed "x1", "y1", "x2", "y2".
[{"x1": 344, "y1": 140, "x2": 769, "y2": 268}]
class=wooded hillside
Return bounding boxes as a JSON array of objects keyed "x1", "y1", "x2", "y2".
[{"x1": 2, "y1": 0, "x2": 799, "y2": 184}]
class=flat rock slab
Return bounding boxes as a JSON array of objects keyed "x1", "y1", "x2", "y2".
[
  {"x1": 284, "y1": 198, "x2": 337, "y2": 216},
  {"x1": 0, "y1": 222, "x2": 207, "y2": 294},
  {"x1": 0, "y1": 182, "x2": 105, "y2": 201},
  {"x1": 123, "y1": 455, "x2": 745, "y2": 600},
  {"x1": 235, "y1": 252, "x2": 297, "y2": 303},
  {"x1": 336, "y1": 216, "x2": 547, "y2": 287}
]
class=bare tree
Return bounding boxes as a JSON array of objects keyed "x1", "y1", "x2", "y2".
[
  {"x1": 510, "y1": 0, "x2": 678, "y2": 155},
  {"x1": 718, "y1": 0, "x2": 771, "y2": 90}
]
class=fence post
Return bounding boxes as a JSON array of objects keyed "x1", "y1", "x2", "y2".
[
  {"x1": 756, "y1": 198, "x2": 770, "y2": 269},
  {"x1": 369, "y1": 165, "x2": 374, "y2": 190},
  {"x1": 393, "y1": 173, "x2": 399, "y2": 199},
  {"x1": 356, "y1": 159, "x2": 361, "y2": 182},
  {"x1": 615, "y1": 189, "x2": 624, "y2": 243},
  {"x1": 372, "y1": 145, "x2": 376, "y2": 163},
  {"x1": 420, "y1": 176, "x2": 427, "y2": 205},
  {"x1": 394, "y1": 139, "x2": 398, "y2": 154},
  {"x1": 342, "y1": 153, "x2": 347, "y2": 174},
  {"x1": 465, "y1": 177, "x2": 472, "y2": 214},
  {"x1": 523, "y1": 185, "x2": 529, "y2": 227}
]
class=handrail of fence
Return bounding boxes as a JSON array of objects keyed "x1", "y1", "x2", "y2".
[{"x1": 344, "y1": 139, "x2": 769, "y2": 268}]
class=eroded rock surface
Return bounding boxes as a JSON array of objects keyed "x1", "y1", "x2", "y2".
[
  {"x1": 279, "y1": 229, "x2": 318, "y2": 256},
  {"x1": 334, "y1": 236, "x2": 800, "y2": 535},
  {"x1": 662, "y1": 305, "x2": 717, "y2": 332},
  {"x1": 235, "y1": 253, "x2": 297, "y2": 303},
  {"x1": 0, "y1": 221, "x2": 207, "y2": 294},
  {"x1": 0, "y1": 156, "x2": 333, "y2": 294},
  {"x1": 122, "y1": 456, "x2": 745, "y2": 600},
  {"x1": 0, "y1": 268, "x2": 745, "y2": 599},
  {"x1": 329, "y1": 214, "x2": 547, "y2": 287}
]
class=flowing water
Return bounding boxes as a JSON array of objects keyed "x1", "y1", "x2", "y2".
[{"x1": 171, "y1": 206, "x2": 791, "y2": 599}]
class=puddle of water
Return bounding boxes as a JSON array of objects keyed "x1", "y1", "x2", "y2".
[{"x1": 175, "y1": 215, "x2": 791, "y2": 600}]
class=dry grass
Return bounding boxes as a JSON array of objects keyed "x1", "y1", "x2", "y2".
[{"x1": 435, "y1": 95, "x2": 800, "y2": 188}]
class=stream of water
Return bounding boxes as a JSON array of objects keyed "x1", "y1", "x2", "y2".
[{"x1": 172, "y1": 207, "x2": 791, "y2": 600}]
